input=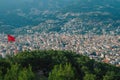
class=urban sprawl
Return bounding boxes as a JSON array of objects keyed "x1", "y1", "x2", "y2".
[{"x1": 0, "y1": 33, "x2": 120, "y2": 66}]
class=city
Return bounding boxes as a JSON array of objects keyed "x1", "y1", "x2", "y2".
[{"x1": 0, "y1": 32, "x2": 120, "y2": 66}]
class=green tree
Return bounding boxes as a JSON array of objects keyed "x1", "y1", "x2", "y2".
[
  {"x1": 18, "y1": 65, "x2": 35, "y2": 80},
  {"x1": 48, "y1": 63, "x2": 75, "y2": 80},
  {"x1": 94, "y1": 68, "x2": 103, "y2": 80},
  {"x1": 84, "y1": 73, "x2": 96, "y2": 80},
  {"x1": 1, "y1": 50, "x2": 120, "y2": 80},
  {"x1": 4, "y1": 64, "x2": 19, "y2": 80},
  {"x1": 0, "y1": 60, "x2": 11, "y2": 76},
  {"x1": 81, "y1": 66, "x2": 89, "y2": 73},
  {"x1": 0, "y1": 70, "x2": 3, "y2": 80},
  {"x1": 4, "y1": 64, "x2": 35, "y2": 80},
  {"x1": 103, "y1": 71, "x2": 115, "y2": 80}
]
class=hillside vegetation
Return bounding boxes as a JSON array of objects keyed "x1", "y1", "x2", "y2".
[{"x1": 0, "y1": 50, "x2": 120, "y2": 80}]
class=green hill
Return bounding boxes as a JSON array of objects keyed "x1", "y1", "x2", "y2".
[{"x1": 0, "y1": 50, "x2": 120, "y2": 80}]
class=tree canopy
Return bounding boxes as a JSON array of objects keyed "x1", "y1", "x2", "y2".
[{"x1": 0, "y1": 50, "x2": 120, "y2": 80}]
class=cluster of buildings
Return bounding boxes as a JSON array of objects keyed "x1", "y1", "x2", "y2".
[{"x1": 0, "y1": 33, "x2": 120, "y2": 66}]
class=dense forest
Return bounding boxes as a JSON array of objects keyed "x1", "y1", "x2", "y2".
[{"x1": 0, "y1": 50, "x2": 120, "y2": 80}]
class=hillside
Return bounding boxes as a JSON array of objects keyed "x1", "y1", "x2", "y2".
[
  {"x1": 0, "y1": 0, "x2": 120, "y2": 35},
  {"x1": 0, "y1": 50, "x2": 120, "y2": 80}
]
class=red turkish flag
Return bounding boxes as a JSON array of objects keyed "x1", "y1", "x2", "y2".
[{"x1": 7, "y1": 35, "x2": 15, "y2": 42}]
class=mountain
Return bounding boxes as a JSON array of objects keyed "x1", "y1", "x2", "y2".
[{"x1": 0, "y1": 0, "x2": 120, "y2": 34}]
